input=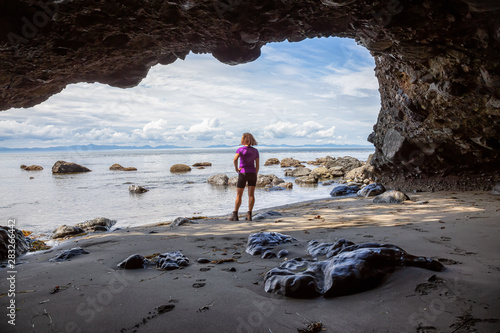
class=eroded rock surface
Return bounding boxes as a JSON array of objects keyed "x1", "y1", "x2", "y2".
[
  {"x1": 246, "y1": 231, "x2": 295, "y2": 256},
  {"x1": 49, "y1": 247, "x2": 89, "y2": 262},
  {"x1": 0, "y1": 226, "x2": 30, "y2": 260},
  {"x1": 265, "y1": 240, "x2": 444, "y2": 298},
  {"x1": 155, "y1": 251, "x2": 190, "y2": 270},
  {"x1": 1, "y1": 0, "x2": 499, "y2": 189}
]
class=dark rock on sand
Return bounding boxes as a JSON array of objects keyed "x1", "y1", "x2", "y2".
[
  {"x1": 277, "y1": 249, "x2": 289, "y2": 258},
  {"x1": 52, "y1": 161, "x2": 91, "y2": 173},
  {"x1": 21, "y1": 165, "x2": 44, "y2": 171},
  {"x1": 373, "y1": 190, "x2": 410, "y2": 203},
  {"x1": 129, "y1": 185, "x2": 148, "y2": 193},
  {"x1": 357, "y1": 183, "x2": 386, "y2": 197},
  {"x1": 0, "y1": 226, "x2": 30, "y2": 260},
  {"x1": 170, "y1": 164, "x2": 191, "y2": 173},
  {"x1": 261, "y1": 250, "x2": 276, "y2": 259},
  {"x1": 264, "y1": 158, "x2": 280, "y2": 166},
  {"x1": 207, "y1": 174, "x2": 229, "y2": 186},
  {"x1": 49, "y1": 247, "x2": 89, "y2": 262},
  {"x1": 264, "y1": 241, "x2": 444, "y2": 298},
  {"x1": 156, "y1": 251, "x2": 189, "y2": 270},
  {"x1": 252, "y1": 211, "x2": 283, "y2": 221},
  {"x1": 197, "y1": 258, "x2": 211, "y2": 264},
  {"x1": 330, "y1": 184, "x2": 360, "y2": 197},
  {"x1": 307, "y1": 239, "x2": 356, "y2": 258},
  {"x1": 118, "y1": 254, "x2": 149, "y2": 269},
  {"x1": 52, "y1": 225, "x2": 85, "y2": 239},
  {"x1": 246, "y1": 232, "x2": 295, "y2": 256},
  {"x1": 75, "y1": 217, "x2": 116, "y2": 232}
]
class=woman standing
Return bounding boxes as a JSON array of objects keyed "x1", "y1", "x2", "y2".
[{"x1": 229, "y1": 133, "x2": 259, "y2": 221}]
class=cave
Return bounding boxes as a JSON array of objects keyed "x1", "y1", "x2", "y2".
[{"x1": 1, "y1": 0, "x2": 499, "y2": 190}]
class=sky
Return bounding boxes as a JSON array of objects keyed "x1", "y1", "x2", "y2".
[{"x1": 0, "y1": 37, "x2": 381, "y2": 148}]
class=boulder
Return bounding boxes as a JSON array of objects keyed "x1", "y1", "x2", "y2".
[
  {"x1": 256, "y1": 174, "x2": 284, "y2": 187},
  {"x1": 193, "y1": 162, "x2": 212, "y2": 167},
  {"x1": 278, "y1": 182, "x2": 293, "y2": 189},
  {"x1": 170, "y1": 164, "x2": 191, "y2": 173},
  {"x1": 228, "y1": 176, "x2": 238, "y2": 186},
  {"x1": 207, "y1": 174, "x2": 229, "y2": 186},
  {"x1": 286, "y1": 167, "x2": 311, "y2": 177},
  {"x1": 311, "y1": 167, "x2": 332, "y2": 179},
  {"x1": 0, "y1": 226, "x2": 30, "y2": 260},
  {"x1": 75, "y1": 217, "x2": 116, "y2": 232},
  {"x1": 324, "y1": 156, "x2": 362, "y2": 172},
  {"x1": 373, "y1": 190, "x2": 410, "y2": 204},
  {"x1": 280, "y1": 158, "x2": 302, "y2": 168},
  {"x1": 52, "y1": 161, "x2": 91, "y2": 173},
  {"x1": 330, "y1": 184, "x2": 361, "y2": 196},
  {"x1": 328, "y1": 166, "x2": 345, "y2": 177},
  {"x1": 117, "y1": 254, "x2": 148, "y2": 269},
  {"x1": 357, "y1": 183, "x2": 386, "y2": 197},
  {"x1": 318, "y1": 156, "x2": 335, "y2": 165},
  {"x1": 246, "y1": 232, "x2": 295, "y2": 255},
  {"x1": 129, "y1": 185, "x2": 148, "y2": 193},
  {"x1": 295, "y1": 175, "x2": 318, "y2": 185},
  {"x1": 52, "y1": 225, "x2": 85, "y2": 239},
  {"x1": 345, "y1": 154, "x2": 375, "y2": 182},
  {"x1": 109, "y1": 163, "x2": 124, "y2": 170},
  {"x1": 20, "y1": 164, "x2": 27, "y2": 169},
  {"x1": 21, "y1": 165, "x2": 43, "y2": 171},
  {"x1": 264, "y1": 158, "x2": 280, "y2": 166},
  {"x1": 122, "y1": 167, "x2": 137, "y2": 171}
]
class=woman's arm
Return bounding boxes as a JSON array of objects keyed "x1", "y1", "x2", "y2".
[
  {"x1": 255, "y1": 158, "x2": 259, "y2": 175},
  {"x1": 233, "y1": 153, "x2": 241, "y2": 173}
]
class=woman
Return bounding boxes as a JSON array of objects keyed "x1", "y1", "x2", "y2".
[{"x1": 229, "y1": 133, "x2": 259, "y2": 221}]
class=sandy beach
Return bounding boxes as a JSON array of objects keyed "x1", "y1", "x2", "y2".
[{"x1": 2, "y1": 191, "x2": 499, "y2": 333}]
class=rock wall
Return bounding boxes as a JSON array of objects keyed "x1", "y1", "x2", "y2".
[{"x1": 1, "y1": 0, "x2": 499, "y2": 189}]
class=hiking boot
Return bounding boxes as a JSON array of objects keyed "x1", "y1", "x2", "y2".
[
  {"x1": 229, "y1": 211, "x2": 239, "y2": 221},
  {"x1": 245, "y1": 211, "x2": 252, "y2": 221}
]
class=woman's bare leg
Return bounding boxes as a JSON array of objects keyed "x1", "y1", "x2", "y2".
[
  {"x1": 234, "y1": 187, "x2": 245, "y2": 212},
  {"x1": 247, "y1": 186, "x2": 256, "y2": 212}
]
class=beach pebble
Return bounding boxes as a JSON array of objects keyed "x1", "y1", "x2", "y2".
[
  {"x1": 246, "y1": 231, "x2": 295, "y2": 255},
  {"x1": 158, "y1": 304, "x2": 175, "y2": 314},
  {"x1": 156, "y1": 251, "x2": 190, "y2": 270},
  {"x1": 357, "y1": 183, "x2": 386, "y2": 197},
  {"x1": 197, "y1": 258, "x2": 211, "y2": 264},
  {"x1": 252, "y1": 211, "x2": 282, "y2": 221},
  {"x1": 117, "y1": 254, "x2": 148, "y2": 269},
  {"x1": 52, "y1": 225, "x2": 85, "y2": 239},
  {"x1": 49, "y1": 247, "x2": 90, "y2": 262},
  {"x1": 329, "y1": 184, "x2": 360, "y2": 197},
  {"x1": 373, "y1": 190, "x2": 410, "y2": 203}
]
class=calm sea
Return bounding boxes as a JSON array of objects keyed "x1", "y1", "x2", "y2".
[{"x1": 0, "y1": 147, "x2": 373, "y2": 236}]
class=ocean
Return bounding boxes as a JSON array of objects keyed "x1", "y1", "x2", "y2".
[{"x1": 0, "y1": 147, "x2": 373, "y2": 236}]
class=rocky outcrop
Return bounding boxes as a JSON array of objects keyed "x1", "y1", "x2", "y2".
[
  {"x1": 52, "y1": 161, "x2": 91, "y2": 173},
  {"x1": 74, "y1": 217, "x2": 116, "y2": 232},
  {"x1": 0, "y1": 226, "x2": 30, "y2": 260},
  {"x1": 52, "y1": 225, "x2": 85, "y2": 239},
  {"x1": 324, "y1": 157, "x2": 362, "y2": 173},
  {"x1": 280, "y1": 158, "x2": 303, "y2": 168},
  {"x1": 1, "y1": 0, "x2": 499, "y2": 189},
  {"x1": 170, "y1": 164, "x2": 191, "y2": 173},
  {"x1": 49, "y1": 247, "x2": 89, "y2": 262}
]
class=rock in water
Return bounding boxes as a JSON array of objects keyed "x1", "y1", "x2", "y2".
[
  {"x1": 52, "y1": 225, "x2": 85, "y2": 239},
  {"x1": 246, "y1": 232, "x2": 295, "y2": 255},
  {"x1": 207, "y1": 174, "x2": 229, "y2": 186},
  {"x1": 264, "y1": 158, "x2": 280, "y2": 166},
  {"x1": 109, "y1": 163, "x2": 124, "y2": 170},
  {"x1": 170, "y1": 164, "x2": 191, "y2": 173},
  {"x1": 330, "y1": 184, "x2": 360, "y2": 196},
  {"x1": 264, "y1": 241, "x2": 444, "y2": 298},
  {"x1": 170, "y1": 217, "x2": 198, "y2": 228},
  {"x1": 49, "y1": 247, "x2": 89, "y2": 262},
  {"x1": 21, "y1": 165, "x2": 44, "y2": 171},
  {"x1": 357, "y1": 183, "x2": 386, "y2": 197},
  {"x1": 118, "y1": 254, "x2": 148, "y2": 269},
  {"x1": 0, "y1": 227, "x2": 30, "y2": 260},
  {"x1": 52, "y1": 161, "x2": 91, "y2": 173},
  {"x1": 193, "y1": 162, "x2": 212, "y2": 167},
  {"x1": 129, "y1": 185, "x2": 148, "y2": 193},
  {"x1": 373, "y1": 190, "x2": 410, "y2": 203},
  {"x1": 155, "y1": 251, "x2": 189, "y2": 270}
]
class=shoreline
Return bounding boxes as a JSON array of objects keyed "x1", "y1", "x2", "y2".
[{"x1": 2, "y1": 191, "x2": 499, "y2": 332}]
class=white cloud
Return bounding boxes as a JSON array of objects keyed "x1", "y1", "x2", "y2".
[{"x1": 262, "y1": 121, "x2": 336, "y2": 140}]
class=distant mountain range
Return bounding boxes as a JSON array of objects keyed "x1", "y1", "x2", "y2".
[{"x1": 0, "y1": 143, "x2": 373, "y2": 152}]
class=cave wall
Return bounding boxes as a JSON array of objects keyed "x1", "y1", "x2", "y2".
[{"x1": 1, "y1": 0, "x2": 499, "y2": 189}]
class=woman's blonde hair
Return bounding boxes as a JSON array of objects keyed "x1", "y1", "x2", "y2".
[{"x1": 241, "y1": 133, "x2": 258, "y2": 146}]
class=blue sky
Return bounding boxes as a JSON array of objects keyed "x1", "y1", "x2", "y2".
[{"x1": 0, "y1": 37, "x2": 380, "y2": 148}]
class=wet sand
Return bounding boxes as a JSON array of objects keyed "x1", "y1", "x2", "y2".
[{"x1": 2, "y1": 191, "x2": 500, "y2": 333}]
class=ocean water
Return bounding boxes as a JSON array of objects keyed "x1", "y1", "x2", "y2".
[{"x1": 0, "y1": 147, "x2": 373, "y2": 236}]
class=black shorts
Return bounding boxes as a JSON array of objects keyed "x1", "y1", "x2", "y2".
[{"x1": 237, "y1": 173, "x2": 257, "y2": 188}]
